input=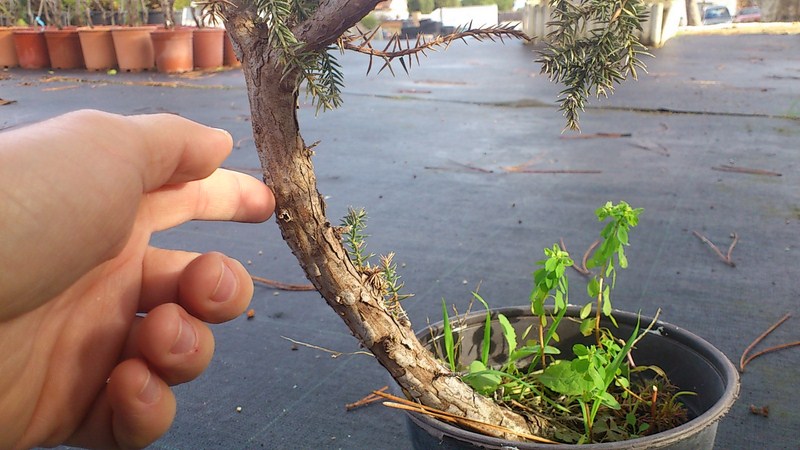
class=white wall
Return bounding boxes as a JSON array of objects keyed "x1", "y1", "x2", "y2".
[
  {"x1": 523, "y1": 0, "x2": 683, "y2": 48},
  {"x1": 425, "y1": 5, "x2": 499, "y2": 27}
]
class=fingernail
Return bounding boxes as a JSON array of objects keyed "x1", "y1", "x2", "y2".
[
  {"x1": 170, "y1": 317, "x2": 197, "y2": 354},
  {"x1": 211, "y1": 260, "x2": 237, "y2": 303},
  {"x1": 211, "y1": 127, "x2": 233, "y2": 144},
  {"x1": 138, "y1": 370, "x2": 161, "y2": 405}
]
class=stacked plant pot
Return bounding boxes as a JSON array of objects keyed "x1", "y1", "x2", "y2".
[
  {"x1": 111, "y1": 26, "x2": 156, "y2": 71},
  {"x1": 0, "y1": 26, "x2": 19, "y2": 68},
  {"x1": 44, "y1": 27, "x2": 85, "y2": 70},
  {"x1": 77, "y1": 26, "x2": 119, "y2": 71},
  {"x1": 151, "y1": 26, "x2": 193, "y2": 73},
  {"x1": 192, "y1": 27, "x2": 223, "y2": 69},
  {"x1": 11, "y1": 28, "x2": 50, "y2": 69}
]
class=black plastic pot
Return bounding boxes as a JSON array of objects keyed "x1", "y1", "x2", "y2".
[{"x1": 405, "y1": 306, "x2": 739, "y2": 449}]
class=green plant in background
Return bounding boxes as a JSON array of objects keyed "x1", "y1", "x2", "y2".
[
  {"x1": 440, "y1": 202, "x2": 689, "y2": 444},
  {"x1": 0, "y1": 0, "x2": 23, "y2": 25},
  {"x1": 118, "y1": 0, "x2": 146, "y2": 25},
  {"x1": 407, "y1": 0, "x2": 434, "y2": 13}
]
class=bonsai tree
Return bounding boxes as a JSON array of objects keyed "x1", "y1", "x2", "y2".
[
  {"x1": 215, "y1": 0, "x2": 648, "y2": 440},
  {"x1": 156, "y1": 0, "x2": 172, "y2": 27},
  {"x1": 0, "y1": 0, "x2": 23, "y2": 25},
  {"x1": 118, "y1": 0, "x2": 145, "y2": 24}
]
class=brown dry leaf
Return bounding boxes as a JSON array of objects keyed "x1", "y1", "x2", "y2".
[
  {"x1": 42, "y1": 85, "x2": 79, "y2": 92},
  {"x1": 711, "y1": 165, "x2": 782, "y2": 177},
  {"x1": 0, "y1": 98, "x2": 16, "y2": 106},
  {"x1": 560, "y1": 132, "x2": 632, "y2": 140}
]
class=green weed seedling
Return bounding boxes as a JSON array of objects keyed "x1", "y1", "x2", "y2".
[{"x1": 441, "y1": 201, "x2": 690, "y2": 444}]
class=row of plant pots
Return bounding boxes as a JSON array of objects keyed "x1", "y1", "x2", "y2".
[{"x1": 0, "y1": 25, "x2": 240, "y2": 73}]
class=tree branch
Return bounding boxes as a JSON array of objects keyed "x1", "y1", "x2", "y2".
[
  {"x1": 293, "y1": 0, "x2": 383, "y2": 51},
  {"x1": 341, "y1": 25, "x2": 531, "y2": 75}
]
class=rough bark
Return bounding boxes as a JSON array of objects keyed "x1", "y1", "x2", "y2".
[{"x1": 223, "y1": 0, "x2": 546, "y2": 441}]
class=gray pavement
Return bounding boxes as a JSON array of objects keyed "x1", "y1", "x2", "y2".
[{"x1": 3, "y1": 32, "x2": 799, "y2": 449}]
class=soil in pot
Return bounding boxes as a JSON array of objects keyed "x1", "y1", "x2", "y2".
[
  {"x1": 404, "y1": 306, "x2": 739, "y2": 449},
  {"x1": 44, "y1": 27, "x2": 85, "y2": 70},
  {"x1": 12, "y1": 28, "x2": 50, "y2": 69},
  {"x1": 151, "y1": 27, "x2": 193, "y2": 73}
]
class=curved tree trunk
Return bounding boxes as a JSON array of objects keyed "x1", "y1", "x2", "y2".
[{"x1": 223, "y1": 1, "x2": 548, "y2": 440}]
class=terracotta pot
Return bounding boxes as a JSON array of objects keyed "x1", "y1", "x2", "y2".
[
  {"x1": 78, "y1": 26, "x2": 118, "y2": 71},
  {"x1": 12, "y1": 28, "x2": 50, "y2": 69},
  {"x1": 0, "y1": 27, "x2": 19, "y2": 68},
  {"x1": 151, "y1": 27, "x2": 193, "y2": 73},
  {"x1": 44, "y1": 27, "x2": 85, "y2": 70},
  {"x1": 222, "y1": 30, "x2": 240, "y2": 68},
  {"x1": 192, "y1": 27, "x2": 223, "y2": 69},
  {"x1": 111, "y1": 26, "x2": 156, "y2": 71}
]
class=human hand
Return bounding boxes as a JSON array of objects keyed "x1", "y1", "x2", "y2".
[{"x1": 0, "y1": 110, "x2": 275, "y2": 449}]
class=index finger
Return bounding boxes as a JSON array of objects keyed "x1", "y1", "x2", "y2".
[{"x1": 122, "y1": 112, "x2": 236, "y2": 192}]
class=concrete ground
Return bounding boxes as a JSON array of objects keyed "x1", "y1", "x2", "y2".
[{"x1": 3, "y1": 32, "x2": 799, "y2": 449}]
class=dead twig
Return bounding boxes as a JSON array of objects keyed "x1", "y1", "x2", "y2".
[
  {"x1": 559, "y1": 132, "x2": 632, "y2": 140},
  {"x1": 345, "y1": 386, "x2": 389, "y2": 411},
  {"x1": 581, "y1": 240, "x2": 600, "y2": 275},
  {"x1": 371, "y1": 390, "x2": 557, "y2": 444},
  {"x1": 280, "y1": 336, "x2": 374, "y2": 358},
  {"x1": 449, "y1": 160, "x2": 493, "y2": 173},
  {"x1": 742, "y1": 341, "x2": 800, "y2": 371},
  {"x1": 340, "y1": 25, "x2": 530, "y2": 76},
  {"x1": 424, "y1": 161, "x2": 493, "y2": 173},
  {"x1": 748, "y1": 404, "x2": 769, "y2": 417},
  {"x1": 711, "y1": 165, "x2": 782, "y2": 177},
  {"x1": 41, "y1": 85, "x2": 79, "y2": 92},
  {"x1": 739, "y1": 313, "x2": 800, "y2": 372},
  {"x1": 559, "y1": 239, "x2": 600, "y2": 276},
  {"x1": 626, "y1": 141, "x2": 670, "y2": 157},
  {"x1": 251, "y1": 275, "x2": 315, "y2": 291},
  {"x1": 503, "y1": 157, "x2": 600, "y2": 175},
  {"x1": 510, "y1": 169, "x2": 602, "y2": 174},
  {"x1": 39, "y1": 75, "x2": 231, "y2": 90},
  {"x1": 691, "y1": 231, "x2": 737, "y2": 267}
]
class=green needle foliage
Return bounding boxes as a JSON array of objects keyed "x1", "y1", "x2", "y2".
[
  {"x1": 341, "y1": 207, "x2": 374, "y2": 268},
  {"x1": 240, "y1": 0, "x2": 648, "y2": 127},
  {"x1": 537, "y1": 0, "x2": 651, "y2": 130},
  {"x1": 340, "y1": 208, "x2": 412, "y2": 322},
  {"x1": 250, "y1": 0, "x2": 344, "y2": 111}
]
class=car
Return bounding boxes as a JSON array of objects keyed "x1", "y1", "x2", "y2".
[
  {"x1": 703, "y1": 5, "x2": 733, "y2": 25},
  {"x1": 734, "y1": 6, "x2": 762, "y2": 22}
]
